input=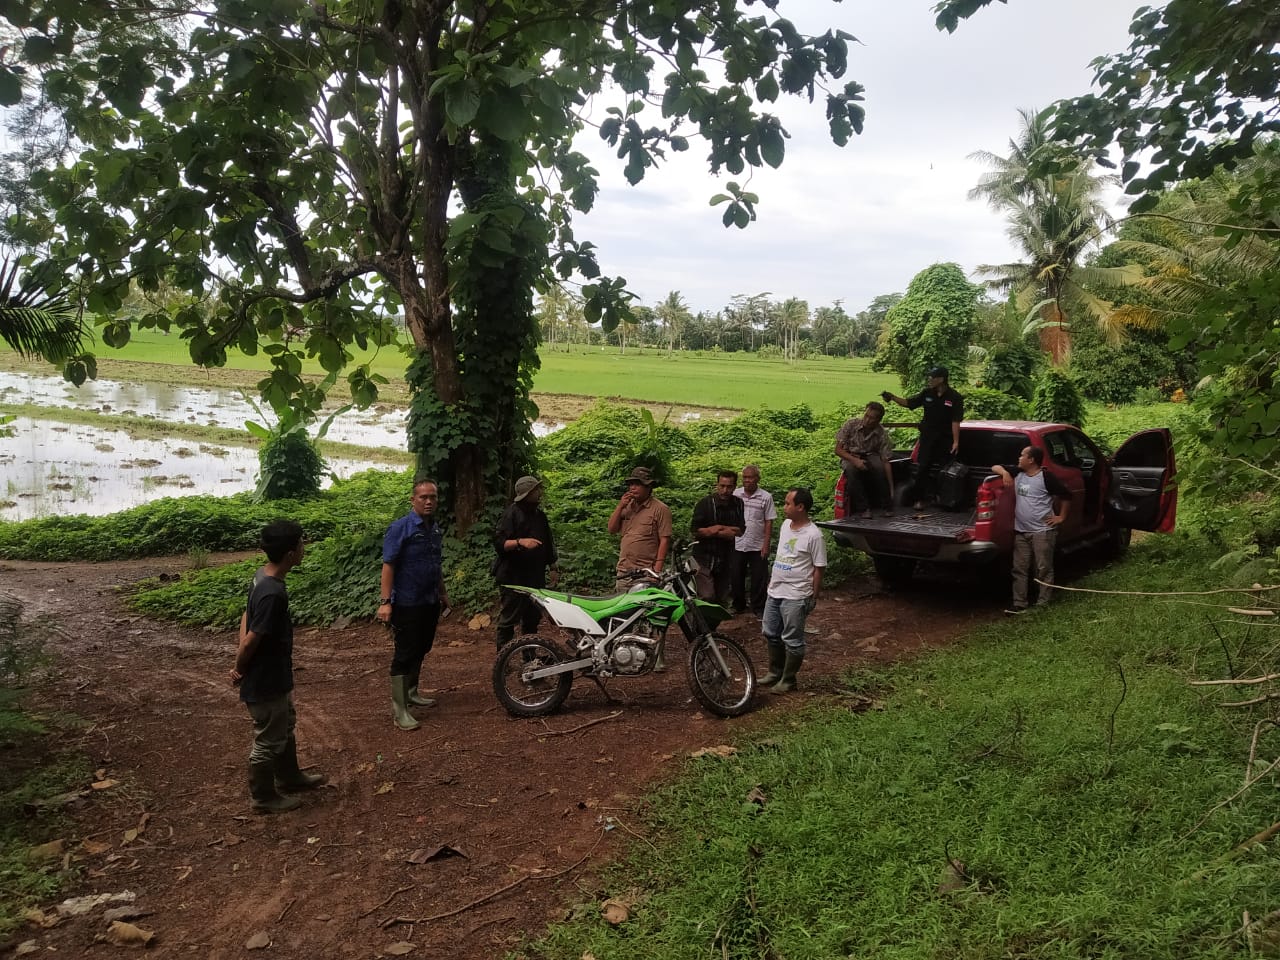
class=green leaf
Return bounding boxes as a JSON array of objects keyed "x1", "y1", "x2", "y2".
[
  {"x1": 445, "y1": 79, "x2": 481, "y2": 128},
  {"x1": 759, "y1": 125, "x2": 785, "y2": 169},
  {"x1": 0, "y1": 68, "x2": 23, "y2": 107}
]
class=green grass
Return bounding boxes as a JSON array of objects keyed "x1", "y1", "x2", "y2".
[
  {"x1": 3, "y1": 338, "x2": 895, "y2": 413},
  {"x1": 523, "y1": 537, "x2": 1280, "y2": 959}
]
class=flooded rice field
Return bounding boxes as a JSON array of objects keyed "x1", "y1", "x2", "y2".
[
  {"x1": 0, "y1": 416, "x2": 377, "y2": 521},
  {"x1": 0, "y1": 371, "x2": 564, "y2": 521}
]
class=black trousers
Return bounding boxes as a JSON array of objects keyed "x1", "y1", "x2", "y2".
[
  {"x1": 389, "y1": 603, "x2": 440, "y2": 677},
  {"x1": 843, "y1": 457, "x2": 890, "y2": 512},
  {"x1": 730, "y1": 549, "x2": 769, "y2": 615},
  {"x1": 496, "y1": 587, "x2": 543, "y2": 645},
  {"x1": 911, "y1": 433, "x2": 951, "y2": 504}
]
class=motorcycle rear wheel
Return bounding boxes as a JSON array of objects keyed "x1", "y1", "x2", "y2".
[
  {"x1": 493, "y1": 636, "x2": 573, "y2": 718},
  {"x1": 686, "y1": 633, "x2": 756, "y2": 717}
]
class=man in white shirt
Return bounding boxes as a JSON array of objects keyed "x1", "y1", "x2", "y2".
[
  {"x1": 992, "y1": 446, "x2": 1071, "y2": 613},
  {"x1": 760, "y1": 487, "x2": 826, "y2": 694},
  {"x1": 731, "y1": 464, "x2": 777, "y2": 618}
]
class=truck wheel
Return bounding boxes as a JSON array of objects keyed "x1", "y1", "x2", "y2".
[
  {"x1": 1106, "y1": 526, "x2": 1132, "y2": 558},
  {"x1": 872, "y1": 556, "x2": 916, "y2": 589}
]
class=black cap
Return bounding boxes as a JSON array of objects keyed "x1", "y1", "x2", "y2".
[{"x1": 927, "y1": 365, "x2": 948, "y2": 379}]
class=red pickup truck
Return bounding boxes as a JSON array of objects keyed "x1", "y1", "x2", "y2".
[{"x1": 817, "y1": 420, "x2": 1177, "y2": 585}]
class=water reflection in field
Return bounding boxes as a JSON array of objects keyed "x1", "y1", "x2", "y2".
[{"x1": 0, "y1": 417, "x2": 377, "y2": 521}]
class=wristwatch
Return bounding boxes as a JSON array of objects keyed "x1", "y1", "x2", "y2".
[{"x1": 379, "y1": 597, "x2": 392, "y2": 605}]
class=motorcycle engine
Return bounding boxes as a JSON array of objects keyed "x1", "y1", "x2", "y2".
[{"x1": 610, "y1": 635, "x2": 657, "y2": 675}]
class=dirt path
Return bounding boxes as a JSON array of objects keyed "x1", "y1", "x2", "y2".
[{"x1": 1, "y1": 556, "x2": 997, "y2": 957}]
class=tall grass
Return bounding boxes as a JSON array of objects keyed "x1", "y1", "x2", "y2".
[{"x1": 524, "y1": 537, "x2": 1280, "y2": 959}]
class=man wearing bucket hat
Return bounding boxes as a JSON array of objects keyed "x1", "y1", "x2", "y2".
[
  {"x1": 607, "y1": 466, "x2": 673, "y2": 592},
  {"x1": 492, "y1": 475, "x2": 558, "y2": 650},
  {"x1": 882, "y1": 365, "x2": 964, "y2": 510}
]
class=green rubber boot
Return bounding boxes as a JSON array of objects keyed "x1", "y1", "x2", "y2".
[
  {"x1": 770, "y1": 652, "x2": 804, "y2": 695},
  {"x1": 406, "y1": 675, "x2": 437, "y2": 708},
  {"x1": 275, "y1": 738, "x2": 327, "y2": 792},
  {"x1": 249, "y1": 760, "x2": 302, "y2": 815},
  {"x1": 390, "y1": 676, "x2": 421, "y2": 730},
  {"x1": 758, "y1": 642, "x2": 786, "y2": 686}
]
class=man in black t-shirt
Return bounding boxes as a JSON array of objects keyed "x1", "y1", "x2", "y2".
[
  {"x1": 492, "y1": 475, "x2": 558, "y2": 650},
  {"x1": 883, "y1": 365, "x2": 965, "y2": 509},
  {"x1": 691, "y1": 470, "x2": 746, "y2": 607},
  {"x1": 230, "y1": 520, "x2": 326, "y2": 814}
]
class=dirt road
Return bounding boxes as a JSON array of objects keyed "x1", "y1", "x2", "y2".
[{"x1": 2, "y1": 556, "x2": 993, "y2": 957}]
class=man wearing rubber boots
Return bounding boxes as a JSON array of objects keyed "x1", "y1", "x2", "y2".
[
  {"x1": 492, "y1": 475, "x2": 558, "y2": 650},
  {"x1": 760, "y1": 488, "x2": 826, "y2": 694},
  {"x1": 377, "y1": 478, "x2": 449, "y2": 731},
  {"x1": 231, "y1": 520, "x2": 327, "y2": 814}
]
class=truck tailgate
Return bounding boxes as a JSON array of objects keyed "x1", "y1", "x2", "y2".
[{"x1": 818, "y1": 508, "x2": 977, "y2": 559}]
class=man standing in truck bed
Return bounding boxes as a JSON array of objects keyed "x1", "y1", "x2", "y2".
[{"x1": 882, "y1": 366, "x2": 964, "y2": 510}]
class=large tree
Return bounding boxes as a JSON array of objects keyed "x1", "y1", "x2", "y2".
[
  {"x1": 969, "y1": 109, "x2": 1134, "y2": 364},
  {"x1": 1, "y1": 0, "x2": 866, "y2": 530}
]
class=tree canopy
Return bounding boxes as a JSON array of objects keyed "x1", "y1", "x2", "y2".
[{"x1": 1, "y1": 0, "x2": 867, "y2": 529}]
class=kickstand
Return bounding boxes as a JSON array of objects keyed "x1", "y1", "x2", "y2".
[{"x1": 589, "y1": 675, "x2": 616, "y2": 702}]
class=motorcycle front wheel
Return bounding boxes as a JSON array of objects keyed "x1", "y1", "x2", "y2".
[
  {"x1": 493, "y1": 636, "x2": 573, "y2": 718},
  {"x1": 686, "y1": 633, "x2": 756, "y2": 717}
]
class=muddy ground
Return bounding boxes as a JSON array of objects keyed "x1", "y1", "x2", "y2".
[{"x1": 1, "y1": 556, "x2": 1001, "y2": 958}]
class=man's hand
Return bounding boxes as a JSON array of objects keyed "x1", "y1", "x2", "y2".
[
  {"x1": 375, "y1": 602, "x2": 392, "y2": 624},
  {"x1": 1046, "y1": 513, "x2": 1064, "y2": 527},
  {"x1": 759, "y1": 545, "x2": 769, "y2": 559},
  {"x1": 517, "y1": 537, "x2": 542, "y2": 550},
  {"x1": 229, "y1": 667, "x2": 242, "y2": 686},
  {"x1": 950, "y1": 442, "x2": 959, "y2": 455},
  {"x1": 850, "y1": 454, "x2": 867, "y2": 470}
]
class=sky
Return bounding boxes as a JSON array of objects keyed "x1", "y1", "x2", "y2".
[{"x1": 571, "y1": 0, "x2": 1141, "y2": 316}]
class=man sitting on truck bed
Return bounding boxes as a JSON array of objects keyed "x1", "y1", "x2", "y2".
[
  {"x1": 992, "y1": 446, "x2": 1071, "y2": 614},
  {"x1": 882, "y1": 366, "x2": 964, "y2": 510},
  {"x1": 834, "y1": 401, "x2": 895, "y2": 518}
]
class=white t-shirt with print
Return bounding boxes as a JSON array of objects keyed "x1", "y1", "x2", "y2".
[{"x1": 767, "y1": 519, "x2": 827, "y2": 600}]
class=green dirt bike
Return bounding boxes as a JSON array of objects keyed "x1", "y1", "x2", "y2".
[{"x1": 491, "y1": 554, "x2": 757, "y2": 718}]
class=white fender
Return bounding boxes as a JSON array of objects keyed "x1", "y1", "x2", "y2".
[{"x1": 528, "y1": 594, "x2": 607, "y2": 636}]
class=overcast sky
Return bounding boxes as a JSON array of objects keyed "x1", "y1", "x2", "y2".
[{"x1": 571, "y1": 0, "x2": 1141, "y2": 316}]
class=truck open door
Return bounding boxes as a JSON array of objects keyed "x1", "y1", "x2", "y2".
[{"x1": 1107, "y1": 428, "x2": 1177, "y2": 533}]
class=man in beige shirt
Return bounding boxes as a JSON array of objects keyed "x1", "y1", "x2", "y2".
[{"x1": 608, "y1": 466, "x2": 674, "y2": 592}]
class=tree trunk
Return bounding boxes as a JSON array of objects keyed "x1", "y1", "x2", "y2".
[{"x1": 1039, "y1": 301, "x2": 1071, "y2": 366}]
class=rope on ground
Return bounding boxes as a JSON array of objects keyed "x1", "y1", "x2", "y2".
[{"x1": 1032, "y1": 580, "x2": 1279, "y2": 599}]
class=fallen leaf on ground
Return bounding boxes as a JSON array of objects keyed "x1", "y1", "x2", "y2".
[
  {"x1": 405, "y1": 844, "x2": 468, "y2": 865},
  {"x1": 28, "y1": 838, "x2": 66, "y2": 861},
  {"x1": 744, "y1": 785, "x2": 768, "y2": 807},
  {"x1": 13, "y1": 940, "x2": 37, "y2": 956},
  {"x1": 467, "y1": 613, "x2": 491, "y2": 630},
  {"x1": 81, "y1": 838, "x2": 112, "y2": 855},
  {"x1": 354, "y1": 762, "x2": 375, "y2": 774},
  {"x1": 103, "y1": 906, "x2": 150, "y2": 923},
  {"x1": 104, "y1": 920, "x2": 155, "y2": 946},
  {"x1": 220, "y1": 833, "x2": 244, "y2": 847},
  {"x1": 23, "y1": 907, "x2": 58, "y2": 929},
  {"x1": 601, "y1": 899, "x2": 630, "y2": 925},
  {"x1": 245, "y1": 931, "x2": 271, "y2": 950},
  {"x1": 375, "y1": 781, "x2": 395, "y2": 795},
  {"x1": 174, "y1": 866, "x2": 192, "y2": 882},
  {"x1": 122, "y1": 828, "x2": 139, "y2": 845},
  {"x1": 384, "y1": 942, "x2": 415, "y2": 956},
  {"x1": 91, "y1": 779, "x2": 121, "y2": 791},
  {"x1": 58, "y1": 891, "x2": 136, "y2": 918},
  {"x1": 690, "y1": 745, "x2": 738, "y2": 759}
]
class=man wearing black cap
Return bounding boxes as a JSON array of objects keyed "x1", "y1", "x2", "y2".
[
  {"x1": 492, "y1": 475, "x2": 558, "y2": 650},
  {"x1": 882, "y1": 366, "x2": 964, "y2": 509},
  {"x1": 607, "y1": 466, "x2": 673, "y2": 592}
]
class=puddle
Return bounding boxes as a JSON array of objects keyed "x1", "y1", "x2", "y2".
[
  {"x1": 0, "y1": 417, "x2": 376, "y2": 521},
  {"x1": 0, "y1": 371, "x2": 563, "y2": 449}
]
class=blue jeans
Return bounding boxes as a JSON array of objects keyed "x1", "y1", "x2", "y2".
[{"x1": 762, "y1": 596, "x2": 811, "y2": 655}]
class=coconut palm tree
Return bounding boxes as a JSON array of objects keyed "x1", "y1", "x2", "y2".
[
  {"x1": 0, "y1": 258, "x2": 85, "y2": 362},
  {"x1": 970, "y1": 110, "x2": 1136, "y2": 363}
]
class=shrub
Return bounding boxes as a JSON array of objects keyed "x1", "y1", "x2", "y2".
[
  {"x1": 961, "y1": 387, "x2": 1029, "y2": 421},
  {"x1": 257, "y1": 429, "x2": 326, "y2": 501},
  {"x1": 1031, "y1": 370, "x2": 1086, "y2": 428}
]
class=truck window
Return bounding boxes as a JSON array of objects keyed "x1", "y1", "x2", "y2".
[
  {"x1": 1066, "y1": 431, "x2": 1101, "y2": 468},
  {"x1": 1043, "y1": 431, "x2": 1073, "y2": 466},
  {"x1": 958, "y1": 431, "x2": 1031, "y2": 469}
]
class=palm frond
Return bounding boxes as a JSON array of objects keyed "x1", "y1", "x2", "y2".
[{"x1": 0, "y1": 258, "x2": 86, "y2": 362}]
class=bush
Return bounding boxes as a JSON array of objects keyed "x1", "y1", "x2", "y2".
[
  {"x1": 961, "y1": 387, "x2": 1029, "y2": 421},
  {"x1": 1031, "y1": 370, "x2": 1086, "y2": 428},
  {"x1": 257, "y1": 429, "x2": 326, "y2": 500}
]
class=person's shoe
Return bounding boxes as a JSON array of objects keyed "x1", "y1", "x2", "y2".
[
  {"x1": 770, "y1": 652, "x2": 804, "y2": 695},
  {"x1": 407, "y1": 683, "x2": 437, "y2": 708},
  {"x1": 758, "y1": 642, "x2": 786, "y2": 686},
  {"x1": 912, "y1": 501, "x2": 924, "y2": 510},
  {"x1": 1004, "y1": 606, "x2": 1027, "y2": 616},
  {"x1": 390, "y1": 676, "x2": 421, "y2": 730},
  {"x1": 275, "y1": 737, "x2": 327, "y2": 791},
  {"x1": 249, "y1": 760, "x2": 302, "y2": 815}
]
